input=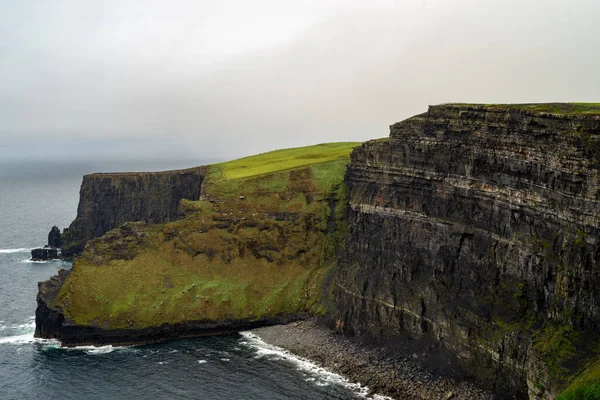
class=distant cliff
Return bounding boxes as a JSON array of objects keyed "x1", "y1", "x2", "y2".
[
  {"x1": 333, "y1": 104, "x2": 600, "y2": 399},
  {"x1": 62, "y1": 167, "x2": 206, "y2": 256}
]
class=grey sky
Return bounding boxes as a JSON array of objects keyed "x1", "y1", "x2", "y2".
[{"x1": 1, "y1": 0, "x2": 599, "y2": 162}]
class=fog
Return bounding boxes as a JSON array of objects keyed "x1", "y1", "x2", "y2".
[{"x1": 1, "y1": 0, "x2": 598, "y2": 162}]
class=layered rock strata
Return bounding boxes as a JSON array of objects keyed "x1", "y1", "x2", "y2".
[
  {"x1": 333, "y1": 104, "x2": 600, "y2": 399},
  {"x1": 34, "y1": 144, "x2": 354, "y2": 347},
  {"x1": 61, "y1": 167, "x2": 206, "y2": 255},
  {"x1": 33, "y1": 106, "x2": 600, "y2": 398}
]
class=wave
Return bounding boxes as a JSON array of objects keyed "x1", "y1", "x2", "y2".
[
  {"x1": 0, "y1": 331, "x2": 60, "y2": 347},
  {"x1": 20, "y1": 259, "x2": 71, "y2": 264},
  {"x1": 239, "y1": 332, "x2": 393, "y2": 400},
  {"x1": 0, "y1": 248, "x2": 30, "y2": 254},
  {"x1": 0, "y1": 316, "x2": 136, "y2": 355},
  {"x1": 0, "y1": 333, "x2": 60, "y2": 347},
  {"x1": 0, "y1": 333, "x2": 36, "y2": 345},
  {"x1": 72, "y1": 345, "x2": 117, "y2": 355},
  {"x1": 0, "y1": 317, "x2": 56, "y2": 346}
]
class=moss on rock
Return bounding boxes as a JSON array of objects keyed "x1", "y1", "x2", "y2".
[{"x1": 52, "y1": 142, "x2": 359, "y2": 330}]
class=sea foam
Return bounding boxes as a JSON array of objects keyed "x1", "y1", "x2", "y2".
[
  {"x1": 0, "y1": 248, "x2": 30, "y2": 254},
  {"x1": 239, "y1": 331, "x2": 393, "y2": 400}
]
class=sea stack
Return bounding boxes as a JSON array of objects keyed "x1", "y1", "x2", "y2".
[
  {"x1": 31, "y1": 226, "x2": 63, "y2": 261},
  {"x1": 48, "y1": 226, "x2": 61, "y2": 248}
]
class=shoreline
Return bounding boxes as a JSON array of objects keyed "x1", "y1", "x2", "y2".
[{"x1": 250, "y1": 319, "x2": 494, "y2": 400}]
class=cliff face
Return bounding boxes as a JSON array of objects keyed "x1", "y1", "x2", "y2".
[
  {"x1": 333, "y1": 105, "x2": 600, "y2": 398},
  {"x1": 62, "y1": 167, "x2": 206, "y2": 255},
  {"x1": 35, "y1": 144, "x2": 357, "y2": 346},
  {"x1": 33, "y1": 108, "x2": 600, "y2": 397}
]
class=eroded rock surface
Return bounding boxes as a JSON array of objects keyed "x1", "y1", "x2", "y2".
[
  {"x1": 61, "y1": 167, "x2": 206, "y2": 256},
  {"x1": 332, "y1": 104, "x2": 600, "y2": 399},
  {"x1": 48, "y1": 226, "x2": 61, "y2": 248}
]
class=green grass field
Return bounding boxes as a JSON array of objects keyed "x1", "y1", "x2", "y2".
[
  {"x1": 208, "y1": 142, "x2": 360, "y2": 181},
  {"x1": 450, "y1": 103, "x2": 600, "y2": 115}
]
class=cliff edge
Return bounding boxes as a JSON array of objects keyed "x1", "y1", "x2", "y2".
[
  {"x1": 333, "y1": 103, "x2": 600, "y2": 399},
  {"x1": 61, "y1": 166, "x2": 207, "y2": 256},
  {"x1": 35, "y1": 103, "x2": 600, "y2": 399},
  {"x1": 35, "y1": 143, "x2": 358, "y2": 345}
]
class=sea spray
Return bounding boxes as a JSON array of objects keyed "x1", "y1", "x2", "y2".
[{"x1": 240, "y1": 332, "x2": 393, "y2": 400}]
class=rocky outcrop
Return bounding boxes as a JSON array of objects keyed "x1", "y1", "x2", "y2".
[
  {"x1": 332, "y1": 104, "x2": 600, "y2": 399},
  {"x1": 48, "y1": 226, "x2": 61, "y2": 248},
  {"x1": 61, "y1": 167, "x2": 206, "y2": 256},
  {"x1": 34, "y1": 147, "x2": 352, "y2": 346},
  {"x1": 31, "y1": 226, "x2": 63, "y2": 260},
  {"x1": 35, "y1": 269, "x2": 308, "y2": 345},
  {"x1": 35, "y1": 269, "x2": 68, "y2": 338},
  {"x1": 31, "y1": 247, "x2": 60, "y2": 261}
]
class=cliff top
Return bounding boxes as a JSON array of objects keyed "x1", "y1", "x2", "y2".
[
  {"x1": 440, "y1": 102, "x2": 600, "y2": 115},
  {"x1": 53, "y1": 142, "x2": 357, "y2": 331},
  {"x1": 203, "y1": 142, "x2": 361, "y2": 200},
  {"x1": 210, "y1": 142, "x2": 361, "y2": 181},
  {"x1": 87, "y1": 166, "x2": 206, "y2": 178}
]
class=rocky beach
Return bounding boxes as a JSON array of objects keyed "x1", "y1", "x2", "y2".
[{"x1": 252, "y1": 319, "x2": 494, "y2": 400}]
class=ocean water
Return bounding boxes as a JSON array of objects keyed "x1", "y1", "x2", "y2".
[{"x1": 0, "y1": 160, "x2": 369, "y2": 400}]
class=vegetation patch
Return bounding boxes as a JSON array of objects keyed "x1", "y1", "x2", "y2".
[
  {"x1": 557, "y1": 384, "x2": 600, "y2": 400},
  {"x1": 450, "y1": 103, "x2": 600, "y2": 115},
  {"x1": 53, "y1": 142, "x2": 359, "y2": 329},
  {"x1": 534, "y1": 324, "x2": 579, "y2": 382},
  {"x1": 208, "y1": 142, "x2": 361, "y2": 181},
  {"x1": 558, "y1": 352, "x2": 600, "y2": 399}
]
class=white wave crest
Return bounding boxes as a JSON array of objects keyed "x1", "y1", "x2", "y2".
[
  {"x1": 0, "y1": 317, "x2": 57, "y2": 346},
  {"x1": 0, "y1": 333, "x2": 36, "y2": 345},
  {"x1": 0, "y1": 332, "x2": 60, "y2": 347},
  {"x1": 80, "y1": 345, "x2": 115, "y2": 354},
  {"x1": 0, "y1": 248, "x2": 30, "y2": 254},
  {"x1": 239, "y1": 331, "x2": 393, "y2": 400},
  {"x1": 66, "y1": 343, "x2": 140, "y2": 355}
]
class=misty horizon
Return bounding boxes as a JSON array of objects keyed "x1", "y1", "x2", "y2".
[{"x1": 1, "y1": 0, "x2": 599, "y2": 162}]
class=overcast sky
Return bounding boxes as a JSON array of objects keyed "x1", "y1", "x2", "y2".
[{"x1": 1, "y1": 0, "x2": 599, "y2": 162}]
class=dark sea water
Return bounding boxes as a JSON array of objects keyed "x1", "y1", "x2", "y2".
[{"x1": 0, "y1": 160, "x2": 369, "y2": 400}]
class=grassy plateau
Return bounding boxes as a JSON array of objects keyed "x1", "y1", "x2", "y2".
[
  {"x1": 53, "y1": 142, "x2": 359, "y2": 329},
  {"x1": 450, "y1": 102, "x2": 600, "y2": 115}
]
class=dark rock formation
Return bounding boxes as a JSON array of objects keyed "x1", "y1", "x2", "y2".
[
  {"x1": 34, "y1": 267, "x2": 309, "y2": 345},
  {"x1": 31, "y1": 247, "x2": 59, "y2": 261},
  {"x1": 31, "y1": 226, "x2": 63, "y2": 260},
  {"x1": 35, "y1": 269, "x2": 68, "y2": 337},
  {"x1": 48, "y1": 226, "x2": 61, "y2": 248},
  {"x1": 332, "y1": 104, "x2": 600, "y2": 399},
  {"x1": 61, "y1": 166, "x2": 206, "y2": 256},
  {"x1": 33, "y1": 105, "x2": 600, "y2": 398}
]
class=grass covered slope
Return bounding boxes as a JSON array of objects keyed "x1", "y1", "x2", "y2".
[
  {"x1": 52, "y1": 142, "x2": 360, "y2": 330},
  {"x1": 448, "y1": 102, "x2": 600, "y2": 115}
]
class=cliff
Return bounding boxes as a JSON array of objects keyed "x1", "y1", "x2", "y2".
[
  {"x1": 61, "y1": 166, "x2": 206, "y2": 256},
  {"x1": 332, "y1": 104, "x2": 600, "y2": 399},
  {"x1": 34, "y1": 103, "x2": 600, "y2": 399},
  {"x1": 35, "y1": 143, "x2": 358, "y2": 345}
]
